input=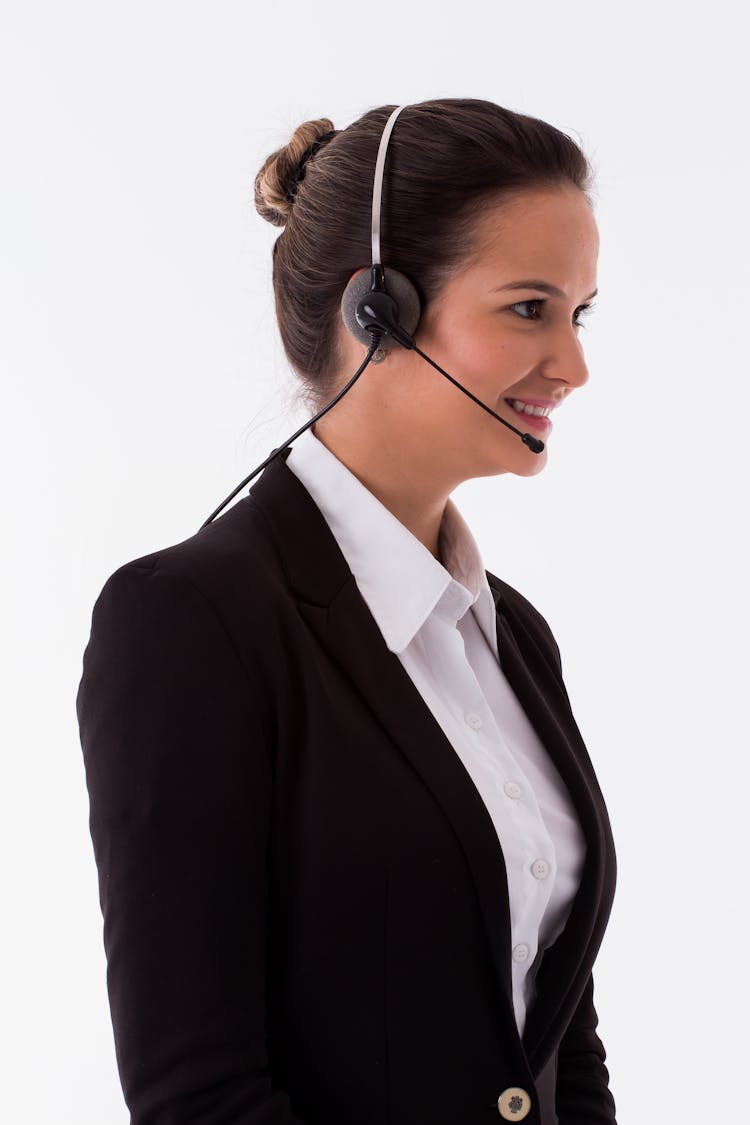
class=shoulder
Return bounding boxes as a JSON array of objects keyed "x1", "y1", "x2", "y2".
[
  {"x1": 94, "y1": 495, "x2": 285, "y2": 622},
  {"x1": 79, "y1": 497, "x2": 288, "y2": 743},
  {"x1": 84, "y1": 496, "x2": 291, "y2": 695}
]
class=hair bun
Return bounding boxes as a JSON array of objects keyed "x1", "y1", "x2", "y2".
[{"x1": 254, "y1": 117, "x2": 337, "y2": 227}]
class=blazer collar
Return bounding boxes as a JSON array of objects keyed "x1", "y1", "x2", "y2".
[{"x1": 247, "y1": 445, "x2": 614, "y2": 1074}]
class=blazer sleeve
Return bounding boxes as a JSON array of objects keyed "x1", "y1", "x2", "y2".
[
  {"x1": 76, "y1": 561, "x2": 307, "y2": 1124},
  {"x1": 556, "y1": 970, "x2": 617, "y2": 1125}
]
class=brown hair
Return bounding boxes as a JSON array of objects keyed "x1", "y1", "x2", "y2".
[{"x1": 254, "y1": 98, "x2": 596, "y2": 414}]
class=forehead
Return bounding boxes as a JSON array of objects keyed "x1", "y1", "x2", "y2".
[{"x1": 468, "y1": 186, "x2": 599, "y2": 281}]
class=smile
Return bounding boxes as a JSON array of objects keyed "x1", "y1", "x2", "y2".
[{"x1": 504, "y1": 399, "x2": 553, "y2": 433}]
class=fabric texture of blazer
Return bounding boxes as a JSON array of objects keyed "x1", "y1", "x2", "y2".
[{"x1": 77, "y1": 444, "x2": 618, "y2": 1125}]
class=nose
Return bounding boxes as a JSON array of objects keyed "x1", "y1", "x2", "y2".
[{"x1": 547, "y1": 325, "x2": 590, "y2": 393}]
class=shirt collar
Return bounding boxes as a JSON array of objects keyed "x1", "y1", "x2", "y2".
[{"x1": 284, "y1": 425, "x2": 499, "y2": 654}]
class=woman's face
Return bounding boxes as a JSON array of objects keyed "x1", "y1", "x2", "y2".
[
  {"x1": 332, "y1": 183, "x2": 599, "y2": 489},
  {"x1": 407, "y1": 184, "x2": 600, "y2": 478}
]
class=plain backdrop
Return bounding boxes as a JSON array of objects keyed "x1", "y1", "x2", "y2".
[{"x1": 2, "y1": 2, "x2": 748, "y2": 1122}]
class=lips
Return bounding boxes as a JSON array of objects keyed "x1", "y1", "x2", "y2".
[{"x1": 504, "y1": 398, "x2": 553, "y2": 433}]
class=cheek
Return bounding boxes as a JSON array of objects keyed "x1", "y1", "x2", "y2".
[{"x1": 436, "y1": 316, "x2": 535, "y2": 385}]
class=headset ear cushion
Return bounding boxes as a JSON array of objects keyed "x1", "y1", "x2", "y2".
[{"x1": 340, "y1": 267, "x2": 421, "y2": 349}]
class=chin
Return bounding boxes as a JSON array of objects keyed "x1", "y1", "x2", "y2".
[
  {"x1": 520, "y1": 447, "x2": 548, "y2": 475},
  {"x1": 500, "y1": 444, "x2": 549, "y2": 478}
]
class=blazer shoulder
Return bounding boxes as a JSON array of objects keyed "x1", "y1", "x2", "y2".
[
  {"x1": 95, "y1": 495, "x2": 286, "y2": 616},
  {"x1": 80, "y1": 497, "x2": 287, "y2": 746},
  {"x1": 84, "y1": 497, "x2": 291, "y2": 716}
]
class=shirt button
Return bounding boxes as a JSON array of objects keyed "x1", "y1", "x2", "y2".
[
  {"x1": 512, "y1": 943, "x2": 529, "y2": 962},
  {"x1": 465, "y1": 712, "x2": 483, "y2": 729},
  {"x1": 497, "y1": 1086, "x2": 532, "y2": 1120},
  {"x1": 531, "y1": 859, "x2": 550, "y2": 879},
  {"x1": 504, "y1": 780, "x2": 522, "y2": 799}
]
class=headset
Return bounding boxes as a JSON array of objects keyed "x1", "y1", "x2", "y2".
[{"x1": 199, "y1": 103, "x2": 544, "y2": 529}]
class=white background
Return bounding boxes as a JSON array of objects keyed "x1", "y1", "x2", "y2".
[{"x1": 2, "y1": 2, "x2": 748, "y2": 1121}]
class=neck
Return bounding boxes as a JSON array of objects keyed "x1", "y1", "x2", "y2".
[{"x1": 311, "y1": 419, "x2": 449, "y2": 562}]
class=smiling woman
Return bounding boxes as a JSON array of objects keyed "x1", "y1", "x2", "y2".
[
  {"x1": 289, "y1": 180, "x2": 601, "y2": 565},
  {"x1": 78, "y1": 97, "x2": 618, "y2": 1125},
  {"x1": 360, "y1": 180, "x2": 601, "y2": 508},
  {"x1": 258, "y1": 102, "x2": 599, "y2": 413},
  {"x1": 251, "y1": 101, "x2": 602, "y2": 557}
]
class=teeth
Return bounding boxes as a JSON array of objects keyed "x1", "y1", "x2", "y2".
[{"x1": 507, "y1": 399, "x2": 551, "y2": 417}]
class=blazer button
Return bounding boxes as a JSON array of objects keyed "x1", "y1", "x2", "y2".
[{"x1": 497, "y1": 1086, "x2": 532, "y2": 1120}]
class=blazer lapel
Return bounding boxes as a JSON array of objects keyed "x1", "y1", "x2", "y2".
[
  {"x1": 489, "y1": 585, "x2": 612, "y2": 1066},
  {"x1": 247, "y1": 447, "x2": 611, "y2": 1071}
]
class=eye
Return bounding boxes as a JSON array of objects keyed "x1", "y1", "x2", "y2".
[{"x1": 509, "y1": 299, "x2": 597, "y2": 328}]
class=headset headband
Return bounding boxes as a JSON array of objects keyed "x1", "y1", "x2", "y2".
[{"x1": 371, "y1": 104, "x2": 409, "y2": 266}]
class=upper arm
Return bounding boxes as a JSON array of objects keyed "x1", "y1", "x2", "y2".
[{"x1": 76, "y1": 562, "x2": 304, "y2": 1123}]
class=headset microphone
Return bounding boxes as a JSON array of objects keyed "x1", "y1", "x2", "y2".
[{"x1": 199, "y1": 103, "x2": 543, "y2": 529}]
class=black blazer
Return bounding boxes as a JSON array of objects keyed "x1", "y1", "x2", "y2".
[{"x1": 77, "y1": 445, "x2": 618, "y2": 1125}]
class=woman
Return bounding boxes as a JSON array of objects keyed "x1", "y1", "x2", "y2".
[{"x1": 77, "y1": 98, "x2": 617, "y2": 1125}]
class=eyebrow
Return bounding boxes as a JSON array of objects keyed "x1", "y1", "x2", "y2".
[{"x1": 491, "y1": 279, "x2": 598, "y2": 301}]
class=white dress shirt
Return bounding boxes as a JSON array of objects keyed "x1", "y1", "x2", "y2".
[{"x1": 285, "y1": 423, "x2": 587, "y2": 1038}]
